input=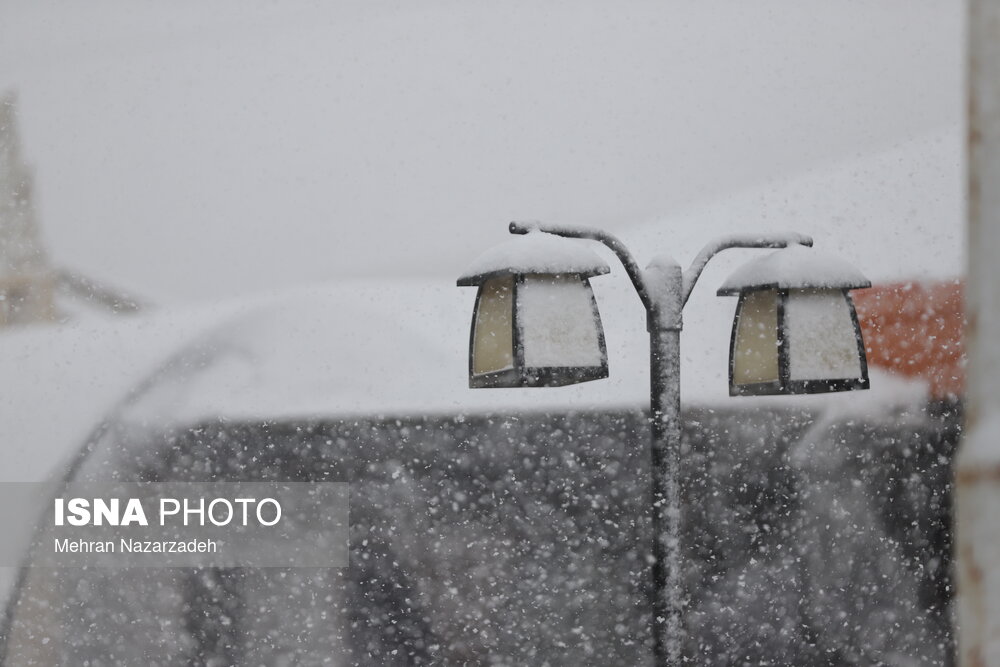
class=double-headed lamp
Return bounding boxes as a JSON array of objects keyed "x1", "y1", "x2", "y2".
[
  {"x1": 717, "y1": 245, "x2": 871, "y2": 396},
  {"x1": 457, "y1": 231, "x2": 610, "y2": 388}
]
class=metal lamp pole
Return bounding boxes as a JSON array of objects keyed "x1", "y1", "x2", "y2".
[{"x1": 508, "y1": 222, "x2": 813, "y2": 666}]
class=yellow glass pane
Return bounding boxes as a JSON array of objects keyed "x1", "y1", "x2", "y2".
[
  {"x1": 733, "y1": 289, "x2": 780, "y2": 385},
  {"x1": 472, "y1": 276, "x2": 515, "y2": 375}
]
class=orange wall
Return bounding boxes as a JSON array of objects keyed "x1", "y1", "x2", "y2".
[{"x1": 852, "y1": 279, "x2": 965, "y2": 400}]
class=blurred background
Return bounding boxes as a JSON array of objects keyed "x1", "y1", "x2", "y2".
[{"x1": 0, "y1": 1, "x2": 967, "y2": 664}]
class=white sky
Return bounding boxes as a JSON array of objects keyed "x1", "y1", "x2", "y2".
[{"x1": 0, "y1": 1, "x2": 963, "y2": 303}]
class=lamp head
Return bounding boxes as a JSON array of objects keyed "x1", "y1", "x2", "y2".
[
  {"x1": 458, "y1": 231, "x2": 610, "y2": 388},
  {"x1": 718, "y1": 245, "x2": 871, "y2": 396}
]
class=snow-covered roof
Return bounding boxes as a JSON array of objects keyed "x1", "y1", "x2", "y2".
[
  {"x1": 0, "y1": 272, "x2": 930, "y2": 484},
  {"x1": 66, "y1": 279, "x2": 926, "y2": 445},
  {"x1": 716, "y1": 245, "x2": 871, "y2": 295},
  {"x1": 457, "y1": 231, "x2": 610, "y2": 285}
]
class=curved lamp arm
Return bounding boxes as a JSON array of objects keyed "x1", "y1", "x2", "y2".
[
  {"x1": 509, "y1": 221, "x2": 654, "y2": 312},
  {"x1": 509, "y1": 222, "x2": 813, "y2": 316},
  {"x1": 681, "y1": 232, "x2": 813, "y2": 306}
]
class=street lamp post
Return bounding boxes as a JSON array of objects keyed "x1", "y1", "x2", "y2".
[{"x1": 459, "y1": 221, "x2": 871, "y2": 666}]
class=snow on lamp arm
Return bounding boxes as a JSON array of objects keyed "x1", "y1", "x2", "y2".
[{"x1": 457, "y1": 221, "x2": 869, "y2": 667}]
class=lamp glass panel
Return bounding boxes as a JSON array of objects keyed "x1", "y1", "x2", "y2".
[
  {"x1": 786, "y1": 288, "x2": 862, "y2": 381},
  {"x1": 732, "y1": 289, "x2": 780, "y2": 385},
  {"x1": 472, "y1": 276, "x2": 515, "y2": 375},
  {"x1": 517, "y1": 275, "x2": 604, "y2": 368}
]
